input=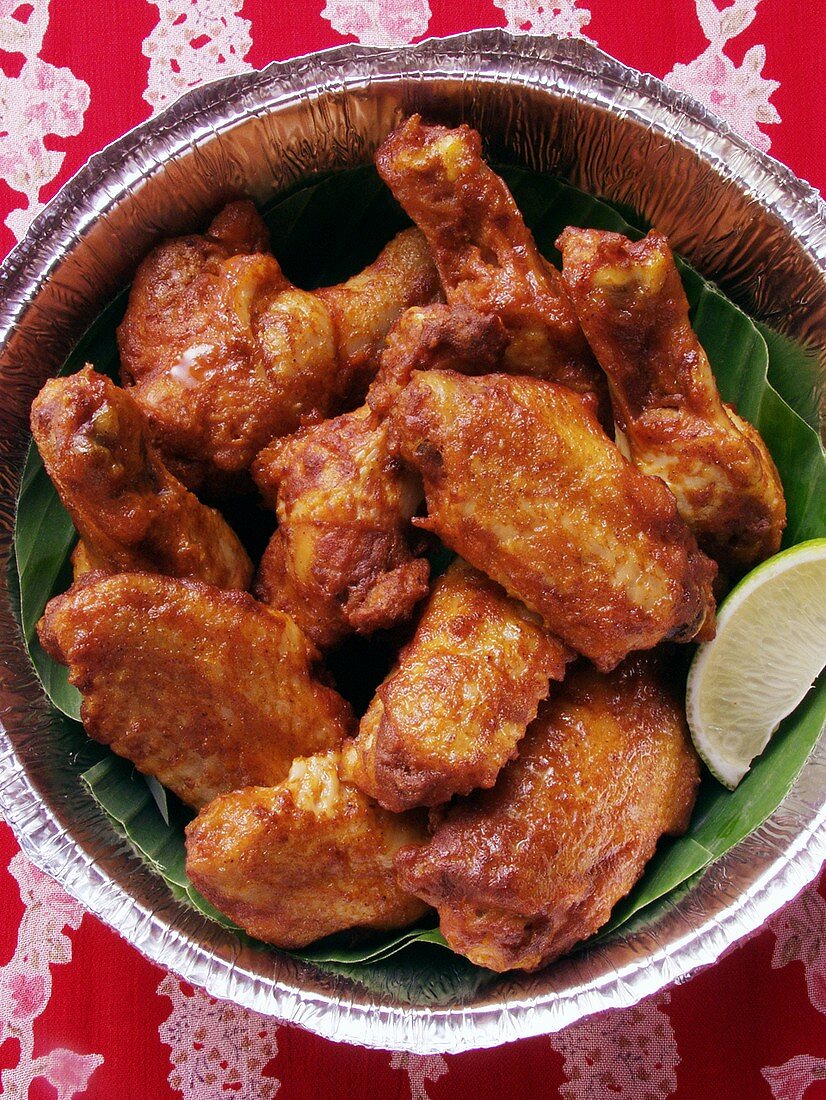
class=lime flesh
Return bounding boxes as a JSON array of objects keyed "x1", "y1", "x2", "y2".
[{"x1": 686, "y1": 538, "x2": 826, "y2": 789}]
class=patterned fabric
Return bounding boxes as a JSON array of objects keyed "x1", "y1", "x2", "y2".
[
  {"x1": 0, "y1": 1, "x2": 823, "y2": 1096},
  {"x1": 0, "y1": 0, "x2": 89, "y2": 238},
  {"x1": 664, "y1": 0, "x2": 780, "y2": 150},
  {"x1": 0, "y1": 853, "x2": 103, "y2": 1098},
  {"x1": 142, "y1": 1, "x2": 253, "y2": 109}
]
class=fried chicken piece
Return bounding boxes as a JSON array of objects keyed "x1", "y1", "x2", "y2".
[
  {"x1": 342, "y1": 560, "x2": 572, "y2": 812},
  {"x1": 70, "y1": 538, "x2": 102, "y2": 578},
  {"x1": 366, "y1": 302, "x2": 509, "y2": 417},
  {"x1": 252, "y1": 305, "x2": 507, "y2": 649},
  {"x1": 252, "y1": 404, "x2": 430, "y2": 649},
  {"x1": 396, "y1": 655, "x2": 700, "y2": 972},
  {"x1": 375, "y1": 116, "x2": 608, "y2": 421},
  {"x1": 39, "y1": 574, "x2": 353, "y2": 809},
  {"x1": 185, "y1": 751, "x2": 430, "y2": 948},
  {"x1": 389, "y1": 370, "x2": 716, "y2": 671},
  {"x1": 30, "y1": 367, "x2": 252, "y2": 590},
  {"x1": 118, "y1": 199, "x2": 439, "y2": 491},
  {"x1": 117, "y1": 200, "x2": 272, "y2": 384},
  {"x1": 314, "y1": 230, "x2": 442, "y2": 399},
  {"x1": 558, "y1": 228, "x2": 787, "y2": 574}
]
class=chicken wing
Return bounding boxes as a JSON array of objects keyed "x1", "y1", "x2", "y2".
[
  {"x1": 252, "y1": 403, "x2": 430, "y2": 649},
  {"x1": 118, "y1": 199, "x2": 439, "y2": 491},
  {"x1": 375, "y1": 116, "x2": 609, "y2": 421},
  {"x1": 117, "y1": 200, "x2": 272, "y2": 385},
  {"x1": 38, "y1": 574, "x2": 353, "y2": 808},
  {"x1": 30, "y1": 367, "x2": 253, "y2": 590},
  {"x1": 366, "y1": 302, "x2": 508, "y2": 417},
  {"x1": 395, "y1": 655, "x2": 700, "y2": 972},
  {"x1": 558, "y1": 228, "x2": 786, "y2": 573},
  {"x1": 185, "y1": 751, "x2": 429, "y2": 948},
  {"x1": 389, "y1": 370, "x2": 716, "y2": 671},
  {"x1": 314, "y1": 230, "x2": 442, "y2": 399},
  {"x1": 252, "y1": 304, "x2": 507, "y2": 649},
  {"x1": 342, "y1": 559, "x2": 572, "y2": 812}
]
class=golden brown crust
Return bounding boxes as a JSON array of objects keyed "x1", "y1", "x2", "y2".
[
  {"x1": 117, "y1": 201, "x2": 274, "y2": 387},
  {"x1": 342, "y1": 560, "x2": 572, "y2": 811},
  {"x1": 316, "y1": 228, "x2": 442, "y2": 403},
  {"x1": 70, "y1": 539, "x2": 103, "y2": 579},
  {"x1": 389, "y1": 370, "x2": 717, "y2": 671},
  {"x1": 118, "y1": 206, "x2": 439, "y2": 492},
  {"x1": 251, "y1": 300, "x2": 513, "y2": 651},
  {"x1": 558, "y1": 228, "x2": 786, "y2": 573},
  {"x1": 38, "y1": 574, "x2": 354, "y2": 808},
  {"x1": 375, "y1": 116, "x2": 609, "y2": 422},
  {"x1": 367, "y1": 303, "x2": 509, "y2": 417},
  {"x1": 395, "y1": 655, "x2": 700, "y2": 972},
  {"x1": 252, "y1": 404, "x2": 430, "y2": 649},
  {"x1": 207, "y1": 200, "x2": 272, "y2": 255},
  {"x1": 30, "y1": 366, "x2": 253, "y2": 590},
  {"x1": 185, "y1": 751, "x2": 430, "y2": 948}
]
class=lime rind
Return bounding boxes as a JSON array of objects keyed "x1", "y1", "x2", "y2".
[{"x1": 686, "y1": 538, "x2": 826, "y2": 789}]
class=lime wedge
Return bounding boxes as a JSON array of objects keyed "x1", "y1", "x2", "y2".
[{"x1": 686, "y1": 538, "x2": 826, "y2": 789}]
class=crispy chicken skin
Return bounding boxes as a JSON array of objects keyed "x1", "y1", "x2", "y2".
[
  {"x1": 558, "y1": 228, "x2": 786, "y2": 573},
  {"x1": 396, "y1": 655, "x2": 700, "y2": 972},
  {"x1": 375, "y1": 116, "x2": 608, "y2": 420},
  {"x1": 185, "y1": 751, "x2": 430, "y2": 948},
  {"x1": 314, "y1": 231, "x2": 442, "y2": 400},
  {"x1": 252, "y1": 304, "x2": 507, "y2": 649},
  {"x1": 252, "y1": 403, "x2": 430, "y2": 649},
  {"x1": 30, "y1": 367, "x2": 252, "y2": 590},
  {"x1": 389, "y1": 370, "x2": 716, "y2": 671},
  {"x1": 38, "y1": 574, "x2": 353, "y2": 809},
  {"x1": 117, "y1": 200, "x2": 271, "y2": 384},
  {"x1": 367, "y1": 302, "x2": 509, "y2": 417},
  {"x1": 70, "y1": 538, "x2": 101, "y2": 578},
  {"x1": 118, "y1": 199, "x2": 439, "y2": 491},
  {"x1": 341, "y1": 560, "x2": 572, "y2": 812}
]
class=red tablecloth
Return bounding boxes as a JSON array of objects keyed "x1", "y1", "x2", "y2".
[{"x1": 1, "y1": 2, "x2": 824, "y2": 1097}]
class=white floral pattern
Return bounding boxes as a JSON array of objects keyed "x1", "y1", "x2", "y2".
[
  {"x1": 494, "y1": 0, "x2": 591, "y2": 38},
  {"x1": 0, "y1": 0, "x2": 49, "y2": 51},
  {"x1": 762, "y1": 1054, "x2": 826, "y2": 1100},
  {"x1": 158, "y1": 973, "x2": 280, "y2": 1097},
  {"x1": 321, "y1": 0, "x2": 431, "y2": 46},
  {"x1": 0, "y1": 853, "x2": 103, "y2": 1099},
  {"x1": 664, "y1": 0, "x2": 780, "y2": 150},
  {"x1": 143, "y1": 0, "x2": 253, "y2": 110},
  {"x1": 553, "y1": 993, "x2": 679, "y2": 1099},
  {"x1": 770, "y1": 882, "x2": 826, "y2": 1013},
  {"x1": 0, "y1": 0, "x2": 89, "y2": 238},
  {"x1": 390, "y1": 1051, "x2": 451, "y2": 1099}
]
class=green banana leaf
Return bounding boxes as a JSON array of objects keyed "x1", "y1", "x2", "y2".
[{"x1": 13, "y1": 164, "x2": 825, "y2": 1001}]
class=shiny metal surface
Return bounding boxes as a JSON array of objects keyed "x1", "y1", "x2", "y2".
[{"x1": 0, "y1": 30, "x2": 823, "y2": 1053}]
